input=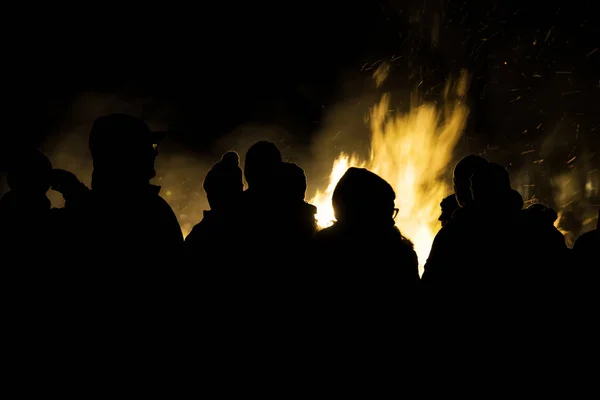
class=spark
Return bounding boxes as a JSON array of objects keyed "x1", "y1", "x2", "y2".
[{"x1": 544, "y1": 27, "x2": 553, "y2": 43}]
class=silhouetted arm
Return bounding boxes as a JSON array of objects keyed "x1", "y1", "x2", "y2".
[{"x1": 51, "y1": 169, "x2": 91, "y2": 209}]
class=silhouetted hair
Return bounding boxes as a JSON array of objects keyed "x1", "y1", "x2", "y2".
[
  {"x1": 525, "y1": 203, "x2": 558, "y2": 225},
  {"x1": 510, "y1": 189, "x2": 524, "y2": 211},
  {"x1": 203, "y1": 151, "x2": 243, "y2": 209},
  {"x1": 89, "y1": 113, "x2": 165, "y2": 162},
  {"x1": 280, "y1": 162, "x2": 307, "y2": 201},
  {"x1": 470, "y1": 162, "x2": 512, "y2": 208},
  {"x1": 7, "y1": 147, "x2": 53, "y2": 194},
  {"x1": 244, "y1": 141, "x2": 282, "y2": 188},
  {"x1": 453, "y1": 154, "x2": 489, "y2": 207},
  {"x1": 332, "y1": 167, "x2": 395, "y2": 223}
]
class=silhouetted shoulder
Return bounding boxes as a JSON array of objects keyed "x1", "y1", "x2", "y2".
[
  {"x1": 397, "y1": 229, "x2": 415, "y2": 250},
  {"x1": 398, "y1": 231, "x2": 418, "y2": 269},
  {"x1": 153, "y1": 193, "x2": 184, "y2": 242},
  {"x1": 184, "y1": 211, "x2": 213, "y2": 243},
  {"x1": 303, "y1": 202, "x2": 317, "y2": 215},
  {"x1": 313, "y1": 224, "x2": 338, "y2": 242},
  {"x1": 573, "y1": 230, "x2": 598, "y2": 251}
]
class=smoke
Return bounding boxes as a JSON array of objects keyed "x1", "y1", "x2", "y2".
[
  {"x1": 510, "y1": 117, "x2": 599, "y2": 246},
  {"x1": 40, "y1": 92, "x2": 329, "y2": 238},
  {"x1": 3, "y1": 68, "x2": 596, "y2": 250}
]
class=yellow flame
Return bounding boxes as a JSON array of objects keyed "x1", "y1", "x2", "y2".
[
  {"x1": 373, "y1": 62, "x2": 390, "y2": 88},
  {"x1": 310, "y1": 70, "x2": 470, "y2": 275}
]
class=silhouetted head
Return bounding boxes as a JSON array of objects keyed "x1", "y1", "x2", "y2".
[
  {"x1": 510, "y1": 189, "x2": 524, "y2": 212},
  {"x1": 332, "y1": 167, "x2": 396, "y2": 226},
  {"x1": 439, "y1": 193, "x2": 459, "y2": 226},
  {"x1": 524, "y1": 203, "x2": 558, "y2": 226},
  {"x1": 7, "y1": 148, "x2": 53, "y2": 195},
  {"x1": 279, "y1": 162, "x2": 307, "y2": 202},
  {"x1": 244, "y1": 141, "x2": 282, "y2": 191},
  {"x1": 203, "y1": 151, "x2": 243, "y2": 210},
  {"x1": 470, "y1": 162, "x2": 513, "y2": 212},
  {"x1": 89, "y1": 113, "x2": 165, "y2": 183},
  {"x1": 453, "y1": 154, "x2": 489, "y2": 208}
]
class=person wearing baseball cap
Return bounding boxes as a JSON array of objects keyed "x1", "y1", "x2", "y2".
[
  {"x1": 76, "y1": 112, "x2": 183, "y2": 266},
  {"x1": 89, "y1": 113, "x2": 167, "y2": 188}
]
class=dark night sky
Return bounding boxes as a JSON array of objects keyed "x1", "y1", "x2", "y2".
[
  {"x1": 1, "y1": 0, "x2": 598, "y2": 238},
  {"x1": 5, "y1": 1, "x2": 595, "y2": 147}
]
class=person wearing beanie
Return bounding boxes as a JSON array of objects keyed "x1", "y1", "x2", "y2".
[
  {"x1": 453, "y1": 154, "x2": 489, "y2": 208},
  {"x1": 313, "y1": 167, "x2": 419, "y2": 287},
  {"x1": 185, "y1": 151, "x2": 244, "y2": 258},
  {"x1": 277, "y1": 161, "x2": 318, "y2": 243},
  {"x1": 331, "y1": 167, "x2": 397, "y2": 227},
  {"x1": 203, "y1": 151, "x2": 244, "y2": 211}
]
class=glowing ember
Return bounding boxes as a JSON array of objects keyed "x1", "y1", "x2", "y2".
[{"x1": 310, "y1": 69, "x2": 470, "y2": 275}]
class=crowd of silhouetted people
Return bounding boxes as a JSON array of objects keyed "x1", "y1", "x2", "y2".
[{"x1": 2, "y1": 114, "x2": 598, "y2": 397}]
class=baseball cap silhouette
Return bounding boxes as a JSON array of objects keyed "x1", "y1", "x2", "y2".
[{"x1": 89, "y1": 113, "x2": 166, "y2": 159}]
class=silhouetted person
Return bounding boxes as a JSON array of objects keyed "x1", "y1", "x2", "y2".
[
  {"x1": 240, "y1": 141, "x2": 316, "y2": 270},
  {"x1": 0, "y1": 148, "x2": 91, "y2": 398},
  {"x1": 0, "y1": 148, "x2": 56, "y2": 326},
  {"x1": 422, "y1": 155, "x2": 492, "y2": 289},
  {"x1": 0, "y1": 148, "x2": 88, "y2": 253},
  {"x1": 422, "y1": 163, "x2": 533, "y2": 383},
  {"x1": 452, "y1": 154, "x2": 489, "y2": 209},
  {"x1": 0, "y1": 147, "x2": 53, "y2": 219},
  {"x1": 243, "y1": 140, "x2": 282, "y2": 200},
  {"x1": 522, "y1": 203, "x2": 559, "y2": 228},
  {"x1": 436, "y1": 154, "x2": 489, "y2": 228},
  {"x1": 518, "y1": 201, "x2": 568, "y2": 289},
  {"x1": 240, "y1": 140, "x2": 284, "y2": 263},
  {"x1": 311, "y1": 167, "x2": 419, "y2": 380},
  {"x1": 278, "y1": 161, "x2": 317, "y2": 244},
  {"x1": 569, "y1": 207, "x2": 599, "y2": 385},
  {"x1": 56, "y1": 114, "x2": 184, "y2": 397},
  {"x1": 183, "y1": 151, "x2": 250, "y2": 355},
  {"x1": 80, "y1": 113, "x2": 183, "y2": 263},
  {"x1": 422, "y1": 162, "x2": 553, "y2": 337},
  {"x1": 438, "y1": 194, "x2": 459, "y2": 227},
  {"x1": 313, "y1": 167, "x2": 419, "y2": 301},
  {"x1": 185, "y1": 151, "x2": 243, "y2": 258}
]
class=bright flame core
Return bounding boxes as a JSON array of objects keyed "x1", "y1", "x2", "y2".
[{"x1": 310, "y1": 70, "x2": 470, "y2": 274}]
